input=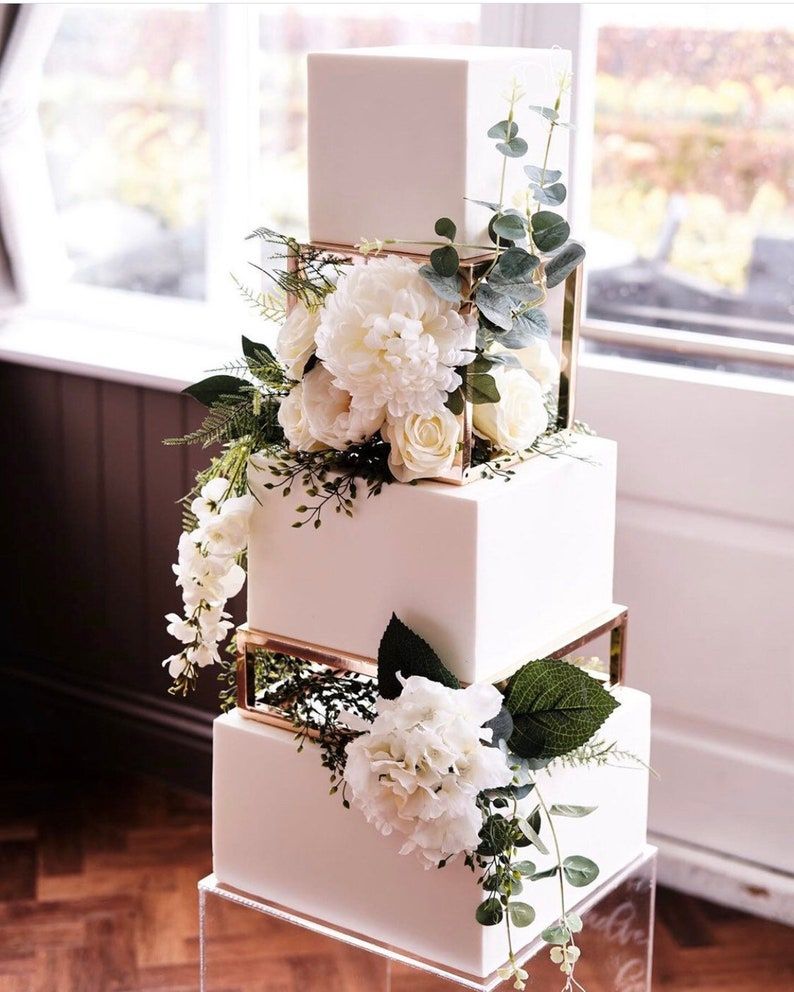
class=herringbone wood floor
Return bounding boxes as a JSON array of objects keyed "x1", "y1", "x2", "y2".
[{"x1": 1, "y1": 772, "x2": 791, "y2": 992}]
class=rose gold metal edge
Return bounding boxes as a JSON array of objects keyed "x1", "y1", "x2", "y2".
[
  {"x1": 557, "y1": 265, "x2": 583, "y2": 432},
  {"x1": 547, "y1": 607, "x2": 628, "y2": 686}
]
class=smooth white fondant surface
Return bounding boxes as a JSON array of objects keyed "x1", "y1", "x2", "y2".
[
  {"x1": 308, "y1": 47, "x2": 570, "y2": 254},
  {"x1": 213, "y1": 688, "x2": 650, "y2": 977},
  {"x1": 247, "y1": 434, "x2": 616, "y2": 684}
]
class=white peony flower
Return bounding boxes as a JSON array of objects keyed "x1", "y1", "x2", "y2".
[
  {"x1": 301, "y1": 364, "x2": 384, "y2": 451},
  {"x1": 472, "y1": 366, "x2": 549, "y2": 453},
  {"x1": 277, "y1": 302, "x2": 321, "y2": 379},
  {"x1": 192, "y1": 493, "x2": 255, "y2": 556},
  {"x1": 343, "y1": 675, "x2": 512, "y2": 868},
  {"x1": 277, "y1": 384, "x2": 327, "y2": 452},
  {"x1": 382, "y1": 408, "x2": 461, "y2": 482},
  {"x1": 315, "y1": 255, "x2": 474, "y2": 420}
]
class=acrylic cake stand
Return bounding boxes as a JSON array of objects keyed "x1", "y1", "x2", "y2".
[{"x1": 198, "y1": 846, "x2": 656, "y2": 991}]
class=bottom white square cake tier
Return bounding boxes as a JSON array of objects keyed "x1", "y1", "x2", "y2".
[{"x1": 212, "y1": 687, "x2": 650, "y2": 978}]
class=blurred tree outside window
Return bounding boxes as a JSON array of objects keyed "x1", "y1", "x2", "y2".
[{"x1": 588, "y1": 4, "x2": 794, "y2": 345}]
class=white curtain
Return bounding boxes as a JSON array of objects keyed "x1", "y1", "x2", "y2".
[{"x1": 0, "y1": 4, "x2": 66, "y2": 302}]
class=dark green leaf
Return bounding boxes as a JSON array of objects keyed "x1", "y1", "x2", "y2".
[
  {"x1": 483, "y1": 706, "x2": 514, "y2": 747},
  {"x1": 532, "y1": 866, "x2": 559, "y2": 881},
  {"x1": 492, "y1": 213, "x2": 527, "y2": 242},
  {"x1": 544, "y1": 241, "x2": 586, "y2": 288},
  {"x1": 513, "y1": 860, "x2": 537, "y2": 877},
  {"x1": 508, "y1": 902, "x2": 536, "y2": 927},
  {"x1": 531, "y1": 182, "x2": 567, "y2": 207},
  {"x1": 563, "y1": 855, "x2": 600, "y2": 888},
  {"x1": 528, "y1": 105, "x2": 559, "y2": 122},
  {"x1": 377, "y1": 614, "x2": 459, "y2": 699},
  {"x1": 183, "y1": 375, "x2": 249, "y2": 408},
  {"x1": 497, "y1": 247, "x2": 539, "y2": 278},
  {"x1": 524, "y1": 165, "x2": 562, "y2": 186},
  {"x1": 445, "y1": 386, "x2": 465, "y2": 416},
  {"x1": 496, "y1": 137, "x2": 528, "y2": 158},
  {"x1": 497, "y1": 309, "x2": 551, "y2": 348},
  {"x1": 434, "y1": 216, "x2": 457, "y2": 240},
  {"x1": 531, "y1": 211, "x2": 570, "y2": 253},
  {"x1": 478, "y1": 815, "x2": 515, "y2": 857},
  {"x1": 465, "y1": 371, "x2": 500, "y2": 405},
  {"x1": 506, "y1": 660, "x2": 620, "y2": 759},
  {"x1": 430, "y1": 244, "x2": 460, "y2": 277},
  {"x1": 241, "y1": 335, "x2": 275, "y2": 363},
  {"x1": 476, "y1": 898, "x2": 504, "y2": 926},
  {"x1": 549, "y1": 804, "x2": 597, "y2": 818},
  {"x1": 487, "y1": 119, "x2": 518, "y2": 141},
  {"x1": 419, "y1": 264, "x2": 462, "y2": 303},
  {"x1": 475, "y1": 284, "x2": 513, "y2": 330}
]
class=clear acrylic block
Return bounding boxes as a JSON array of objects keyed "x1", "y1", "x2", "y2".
[{"x1": 199, "y1": 846, "x2": 656, "y2": 991}]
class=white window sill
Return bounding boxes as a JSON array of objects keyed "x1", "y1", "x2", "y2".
[{"x1": 0, "y1": 286, "x2": 277, "y2": 392}]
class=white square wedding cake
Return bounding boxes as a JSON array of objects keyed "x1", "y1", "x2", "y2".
[{"x1": 163, "y1": 46, "x2": 651, "y2": 991}]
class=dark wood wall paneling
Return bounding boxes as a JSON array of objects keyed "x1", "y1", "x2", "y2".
[{"x1": 0, "y1": 362, "x2": 239, "y2": 791}]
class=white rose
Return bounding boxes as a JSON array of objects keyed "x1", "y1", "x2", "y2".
[
  {"x1": 301, "y1": 364, "x2": 384, "y2": 451},
  {"x1": 513, "y1": 339, "x2": 559, "y2": 394},
  {"x1": 315, "y1": 254, "x2": 475, "y2": 420},
  {"x1": 276, "y1": 302, "x2": 320, "y2": 379},
  {"x1": 343, "y1": 675, "x2": 513, "y2": 868},
  {"x1": 382, "y1": 408, "x2": 461, "y2": 482},
  {"x1": 472, "y1": 366, "x2": 549, "y2": 453},
  {"x1": 277, "y1": 384, "x2": 327, "y2": 453}
]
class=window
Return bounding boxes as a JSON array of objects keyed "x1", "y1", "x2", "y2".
[
  {"x1": 586, "y1": 4, "x2": 794, "y2": 350},
  {"x1": 34, "y1": 3, "x2": 480, "y2": 308},
  {"x1": 40, "y1": 4, "x2": 210, "y2": 300}
]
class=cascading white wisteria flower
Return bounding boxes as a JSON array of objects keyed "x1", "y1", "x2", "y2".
[
  {"x1": 343, "y1": 675, "x2": 513, "y2": 868},
  {"x1": 164, "y1": 477, "x2": 253, "y2": 688},
  {"x1": 315, "y1": 255, "x2": 475, "y2": 421}
]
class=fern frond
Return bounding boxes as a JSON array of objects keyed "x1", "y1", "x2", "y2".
[{"x1": 232, "y1": 275, "x2": 287, "y2": 323}]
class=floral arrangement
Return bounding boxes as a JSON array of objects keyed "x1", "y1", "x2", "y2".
[
  {"x1": 164, "y1": 77, "x2": 585, "y2": 694},
  {"x1": 248, "y1": 613, "x2": 644, "y2": 991}
]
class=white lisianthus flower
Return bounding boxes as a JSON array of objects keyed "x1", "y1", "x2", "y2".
[
  {"x1": 192, "y1": 492, "x2": 255, "y2": 556},
  {"x1": 165, "y1": 612, "x2": 195, "y2": 644},
  {"x1": 198, "y1": 605, "x2": 234, "y2": 644},
  {"x1": 343, "y1": 675, "x2": 513, "y2": 868},
  {"x1": 301, "y1": 364, "x2": 384, "y2": 450},
  {"x1": 382, "y1": 408, "x2": 461, "y2": 482},
  {"x1": 472, "y1": 366, "x2": 549, "y2": 453},
  {"x1": 277, "y1": 384, "x2": 327, "y2": 453},
  {"x1": 277, "y1": 302, "x2": 321, "y2": 379},
  {"x1": 174, "y1": 532, "x2": 246, "y2": 608},
  {"x1": 315, "y1": 255, "x2": 474, "y2": 420}
]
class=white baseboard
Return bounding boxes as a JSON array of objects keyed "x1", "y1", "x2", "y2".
[{"x1": 651, "y1": 832, "x2": 794, "y2": 925}]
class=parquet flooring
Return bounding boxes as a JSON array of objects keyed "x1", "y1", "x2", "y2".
[{"x1": 0, "y1": 771, "x2": 791, "y2": 991}]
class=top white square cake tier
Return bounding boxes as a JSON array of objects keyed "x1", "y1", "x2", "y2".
[
  {"x1": 308, "y1": 46, "x2": 571, "y2": 254},
  {"x1": 246, "y1": 434, "x2": 615, "y2": 685}
]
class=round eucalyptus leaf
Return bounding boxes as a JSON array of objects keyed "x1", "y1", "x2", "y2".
[
  {"x1": 528, "y1": 105, "x2": 559, "y2": 122},
  {"x1": 497, "y1": 247, "x2": 539, "y2": 278},
  {"x1": 492, "y1": 212, "x2": 527, "y2": 241},
  {"x1": 531, "y1": 211, "x2": 571, "y2": 253},
  {"x1": 434, "y1": 216, "x2": 457, "y2": 241},
  {"x1": 531, "y1": 182, "x2": 567, "y2": 207},
  {"x1": 524, "y1": 165, "x2": 563, "y2": 186},
  {"x1": 496, "y1": 136, "x2": 528, "y2": 159},
  {"x1": 419, "y1": 264, "x2": 462, "y2": 303},
  {"x1": 476, "y1": 898, "x2": 504, "y2": 926},
  {"x1": 513, "y1": 860, "x2": 537, "y2": 877},
  {"x1": 508, "y1": 902, "x2": 536, "y2": 928},
  {"x1": 487, "y1": 119, "x2": 518, "y2": 141},
  {"x1": 562, "y1": 855, "x2": 600, "y2": 888},
  {"x1": 430, "y1": 244, "x2": 460, "y2": 277}
]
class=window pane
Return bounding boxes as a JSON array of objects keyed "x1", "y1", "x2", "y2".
[
  {"x1": 40, "y1": 4, "x2": 209, "y2": 300},
  {"x1": 257, "y1": 3, "x2": 481, "y2": 240},
  {"x1": 588, "y1": 4, "x2": 794, "y2": 344}
]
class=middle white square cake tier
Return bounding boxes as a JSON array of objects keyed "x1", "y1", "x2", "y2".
[{"x1": 247, "y1": 434, "x2": 616, "y2": 684}]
